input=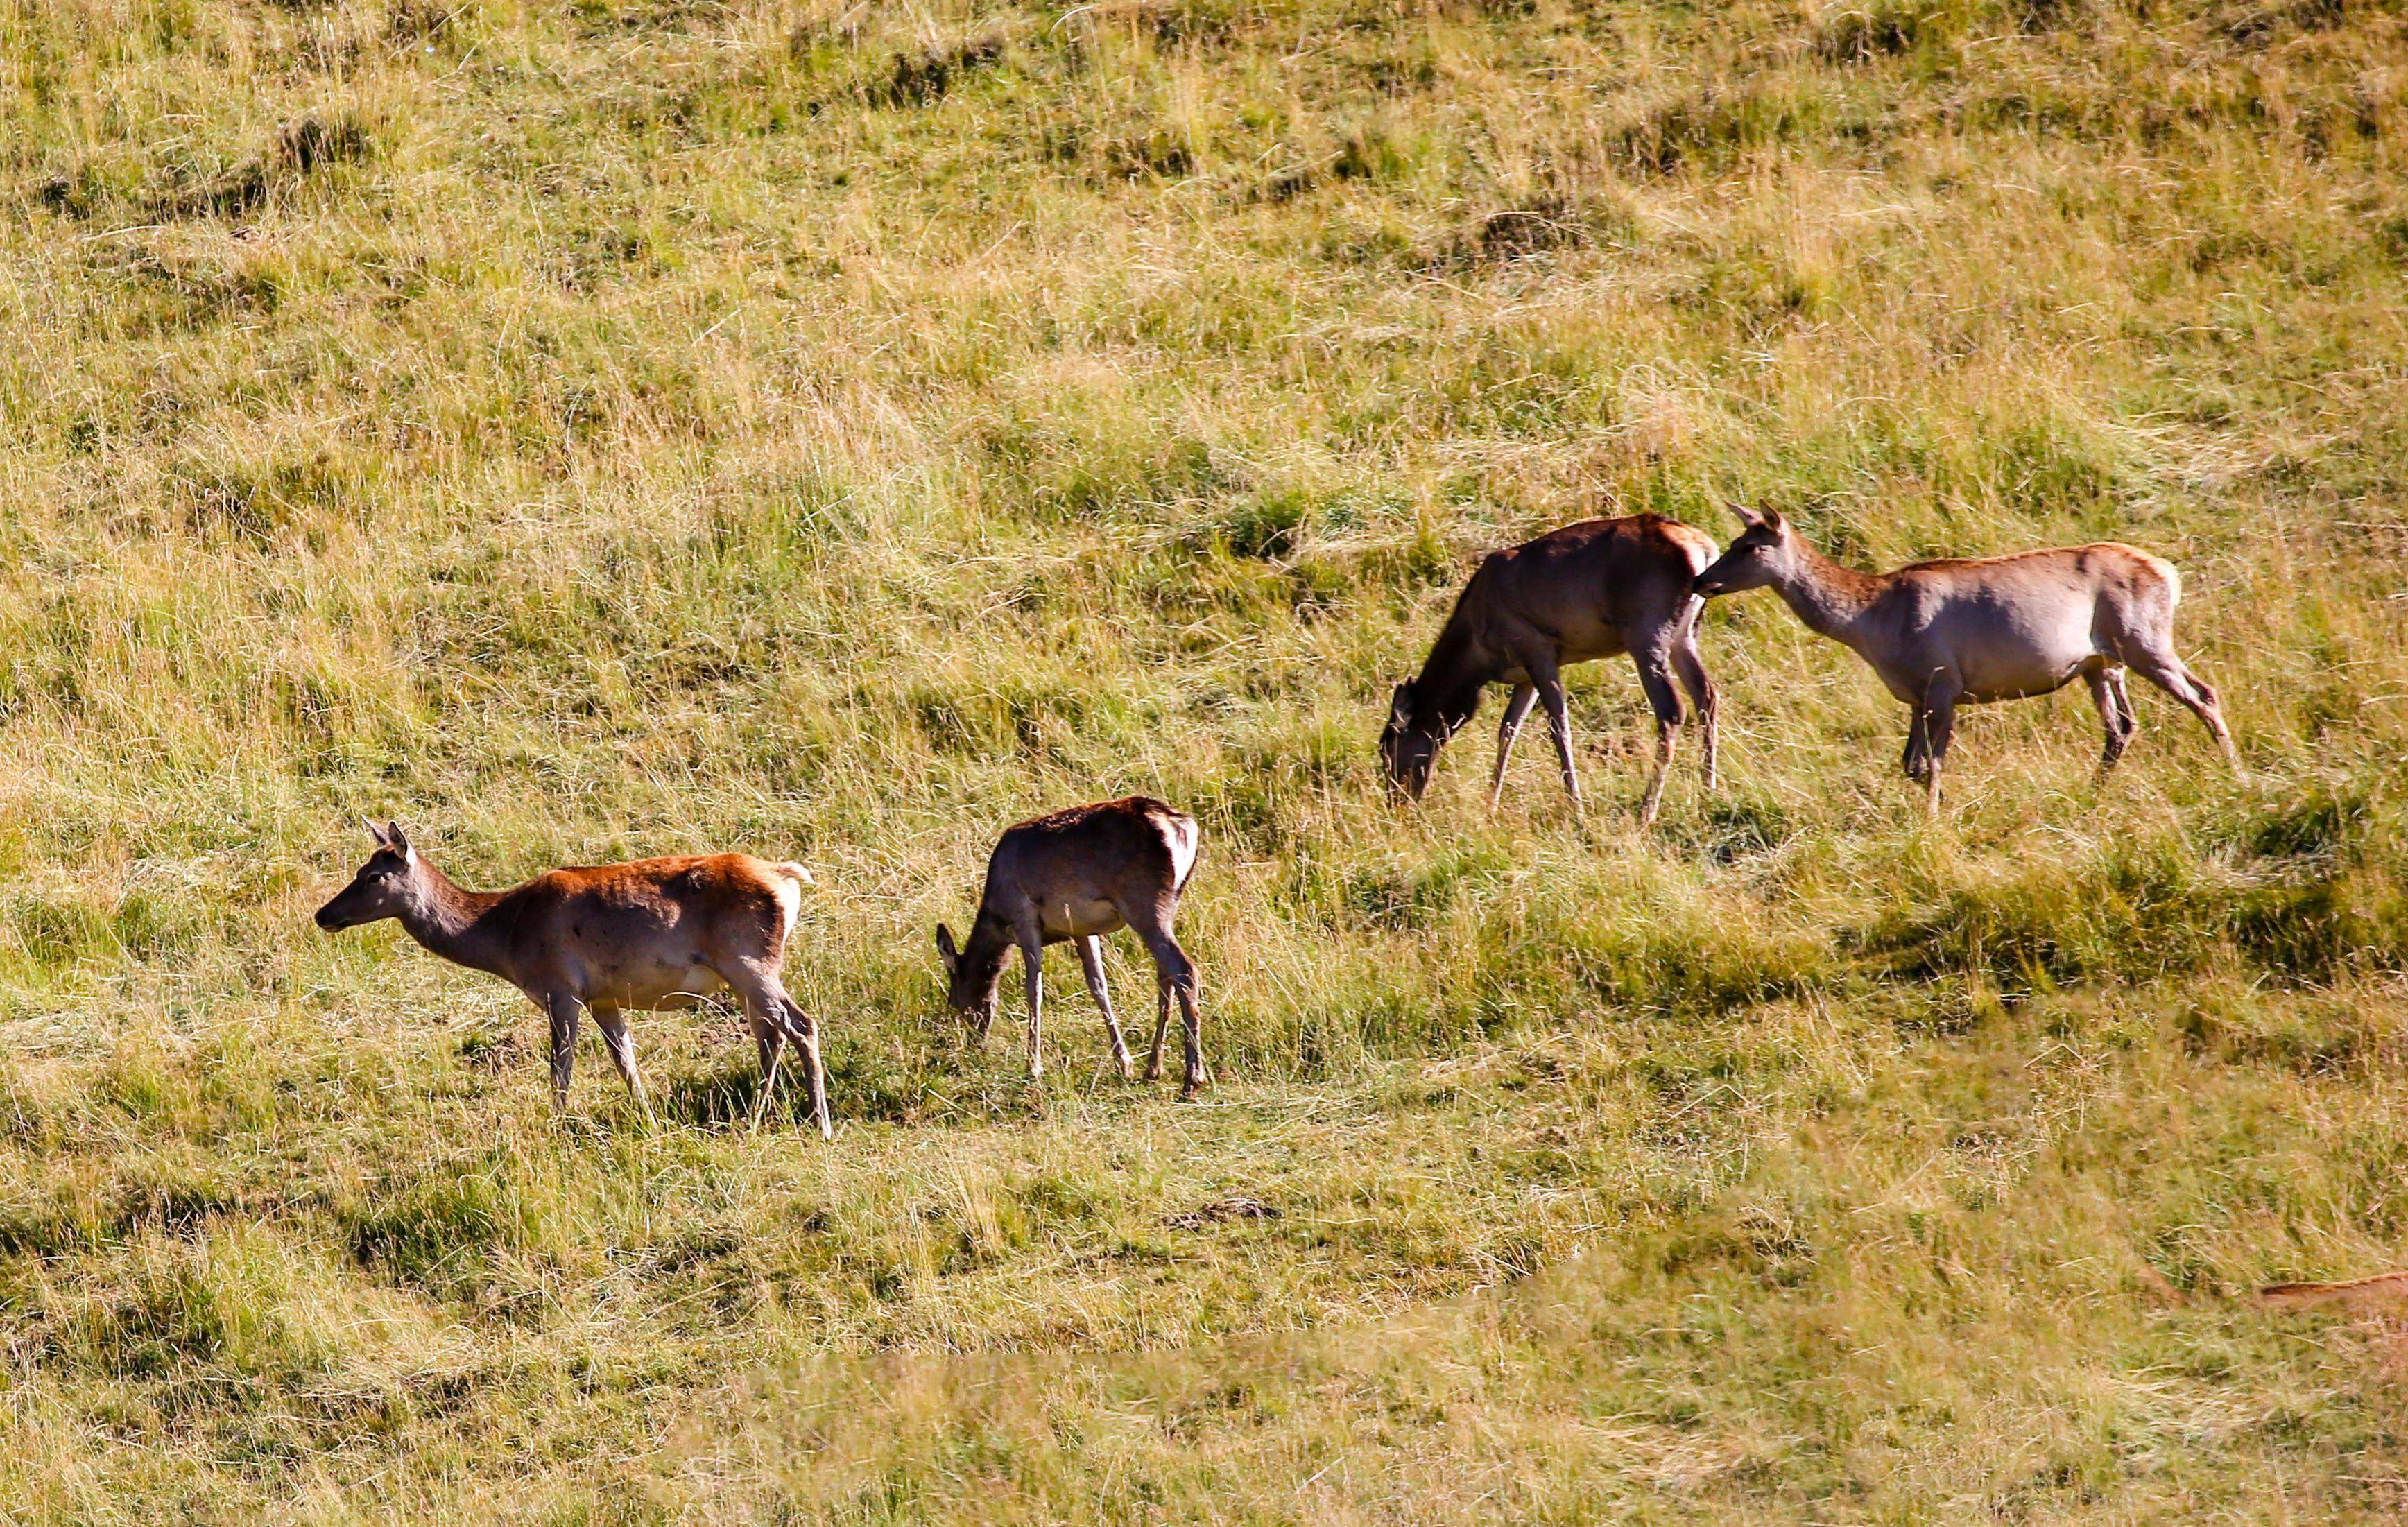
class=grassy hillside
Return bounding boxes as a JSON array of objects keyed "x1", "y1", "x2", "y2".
[{"x1": 1, "y1": 0, "x2": 2405, "y2": 1517}]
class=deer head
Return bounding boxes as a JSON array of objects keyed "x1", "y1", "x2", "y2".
[{"x1": 316, "y1": 819, "x2": 422, "y2": 931}]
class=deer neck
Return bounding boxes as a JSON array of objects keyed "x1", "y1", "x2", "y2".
[
  {"x1": 398, "y1": 864, "x2": 516, "y2": 983},
  {"x1": 1769, "y1": 540, "x2": 1884, "y2": 648},
  {"x1": 959, "y1": 910, "x2": 1016, "y2": 999},
  {"x1": 1411, "y1": 617, "x2": 1494, "y2": 734}
]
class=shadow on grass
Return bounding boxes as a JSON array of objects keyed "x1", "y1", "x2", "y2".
[{"x1": 647, "y1": 1048, "x2": 1160, "y2": 1132}]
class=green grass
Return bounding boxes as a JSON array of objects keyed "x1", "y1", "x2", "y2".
[{"x1": 1, "y1": 0, "x2": 2405, "y2": 1518}]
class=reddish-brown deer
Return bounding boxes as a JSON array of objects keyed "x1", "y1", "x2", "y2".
[
  {"x1": 1379, "y1": 515, "x2": 1719, "y2": 825},
  {"x1": 1692, "y1": 506, "x2": 2241, "y2": 809},
  {"x1": 315, "y1": 821, "x2": 830, "y2": 1136},
  {"x1": 936, "y1": 797, "x2": 1208, "y2": 1097}
]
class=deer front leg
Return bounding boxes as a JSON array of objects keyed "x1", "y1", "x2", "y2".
[
  {"x1": 1017, "y1": 929, "x2": 1047, "y2": 1080},
  {"x1": 1489, "y1": 683, "x2": 1538, "y2": 809},
  {"x1": 543, "y1": 992, "x2": 583, "y2": 1113},
  {"x1": 1078, "y1": 935, "x2": 1134, "y2": 1080}
]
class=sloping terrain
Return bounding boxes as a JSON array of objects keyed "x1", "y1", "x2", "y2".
[{"x1": 0, "y1": 0, "x2": 2405, "y2": 1519}]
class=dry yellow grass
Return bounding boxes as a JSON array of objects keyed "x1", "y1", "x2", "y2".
[{"x1": 0, "y1": 0, "x2": 2404, "y2": 1519}]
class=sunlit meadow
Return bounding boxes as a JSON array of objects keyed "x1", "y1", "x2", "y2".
[{"x1": 0, "y1": 0, "x2": 2404, "y2": 1519}]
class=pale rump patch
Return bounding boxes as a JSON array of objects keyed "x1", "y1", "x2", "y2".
[
  {"x1": 1665, "y1": 521, "x2": 1717, "y2": 578},
  {"x1": 768, "y1": 869, "x2": 804, "y2": 939},
  {"x1": 1153, "y1": 812, "x2": 1200, "y2": 891},
  {"x1": 2140, "y1": 551, "x2": 2181, "y2": 606}
]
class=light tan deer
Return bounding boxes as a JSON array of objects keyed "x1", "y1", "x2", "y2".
[
  {"x1": 315, "y1": 821, "x2": 829, "y2": 1136},
  {"x1": 936, "y1": 797, "x2": 1208, "y2": 1097},
  {"x1": 1379, "y1": 515, "x2": 1719, "y2": 825},
  {"x1": 1692, "y1": 506, "x2": 2241, "y2": 809}
]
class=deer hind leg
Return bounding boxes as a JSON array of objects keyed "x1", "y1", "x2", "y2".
[
  {"x1": 747, "y1": 1008, "x2": 782, "y2": 1086},
  {"x1": 1671, "y1": 614, "x2": 1719, "y2": 794},
  {"x1": 1528, "y1": 659, "x2": 1585, "y2": 815},
  {"x1": 728, "y1": 962, "x2": 829, "y2": 1139},
  {"x1": 544, "y1": 992, "x2": 583, "y2": 1113},
  {"x1": 1902, "y1": 710, "x2": 1932, "y2": 786},
  {"x1": 2107, "y1": 667, "x2": 2138, "y2": 761},
  {"x1": 1143, "y1": 961, "x2": 1174, "y2": 1083},
  {"x1": 1633, "y1": 650, "x2": 1685, "y2": 829},
  {"x1": 744, "y1": 1006, "x2": 786, "y2": 1135},
  {"x1": 780, "y1": 995, "x2": 830, "y2": 1140},
  {"x1": 1488, "y1": 683, "x2": 1538, "y2": 809},
  {"x1": 2086, "y1": 663, "x2": 2136, "y2": 777},
  {"x1": 1128, "y1": 902, "x2": 1207, "y2": 1097},
  {"x1": 1078, "y1": 935, "x2": 1134, "y2": 1080},
  {"x1": 2126, "y1": 645, "x2": 2241, "y2": 775},
  {"x1": 1916, "y1": 672, "x2": 1962, "y2": 816},
  {"x1": 590, "y1": 1006, "x2": 655, "y2": 1128}
]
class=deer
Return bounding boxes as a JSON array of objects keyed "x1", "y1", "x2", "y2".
[
  {"x1": 935, "y1": 797, "x2": 1209, "y2": 1098},
  {"x1": 1378, "y1": 514, "x2": 1720, "y2": 825},
  {"x1": 1690, "y1": 505, "x2": 2242, "y2": 810},
  {"x1": 314, "y1": 821, "x2": 831, "y2": 1137}
]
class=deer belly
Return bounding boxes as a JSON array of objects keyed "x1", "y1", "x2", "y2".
[
  {"x1": 1952, "y1": 607, "x2": 2098, "y2": 702},
  {"x1": 1040, "y1": 901, "x2": 1126, "y2": 940},
  {"x1": 590, "y1": 960, "x2": 730, "y2": 1010},
  {"x1": 1959, "y1": 648, "x2": 2090, "y2": 702}
]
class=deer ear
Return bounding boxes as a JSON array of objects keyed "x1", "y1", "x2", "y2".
[
  {"x1": 384, "y1": 821, "x2": 413, "y2": 858},
  {"x1": 1389, "y1": 681, "x2": 1416, "y2": 724},
  {"x1": 362, "y1": 816, "x2": 389, "y2": 847},
  {"x1": 1760, "y1": 508, "x2": 1787, "y2": 535},
  {"x1": 935, "y1": 924, "x2": 959, "y2": 971},
  {"x1": 1727, "y1": 501, "x2": 1764, "y2": 529}
]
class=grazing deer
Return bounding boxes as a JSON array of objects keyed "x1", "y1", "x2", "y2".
[
  {"x1": 1691, "y1": 506, "x2": 2241, "y2": 809},
  {"x1": 936, "y1": 797, "x2": 1208, "y2": 1097},
  {"x1": 1379, "y1": 515, "x2": 1719, "y2": 825},
  {"x1": 315, "y1": 821, "x2": 829, "y2": 1136}
]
